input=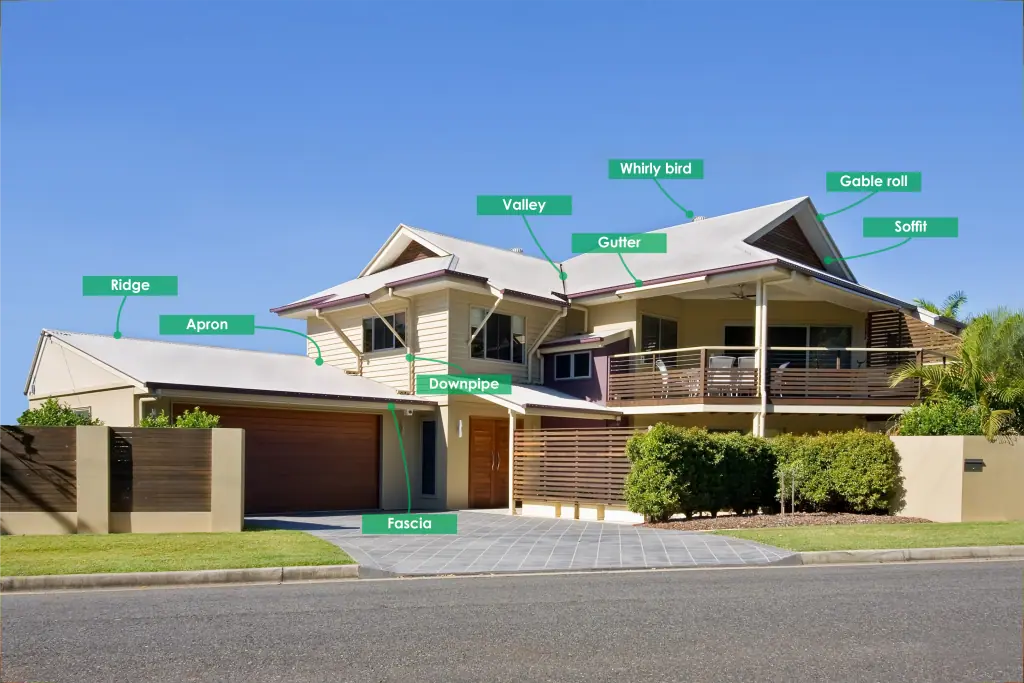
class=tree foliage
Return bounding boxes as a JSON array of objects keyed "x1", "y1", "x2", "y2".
[
  {"x1": 913, "y1": 290, "x2": 968, "y2": 320},
  {"x1": 891, "y1": 308, "x2": 1024, "y2": 439}
]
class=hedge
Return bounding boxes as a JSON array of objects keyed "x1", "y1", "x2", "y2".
[{"x1": 624, "y1": 425, "x2": 904, "y2": 521}]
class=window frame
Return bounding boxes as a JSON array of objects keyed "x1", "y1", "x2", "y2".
[
  {"x1": 361, "y1": 311, "x2": 407, "y2": 353},
  {"x1": 470, "y1": 306, "x2": 526, "y2": 365},
  {"x1": 722, "y1": 324, "x2": 854, "y2": 369},
  {"x1": 553, "y1": 350, "x2": 592, "y2": 381},
  {"x1": 72, "y1": 407, "x2": 92, "y2": 419}
]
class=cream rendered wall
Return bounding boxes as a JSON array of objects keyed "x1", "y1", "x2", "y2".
[
  {"x1": 448, "y1": 290, "x2": 567, "y2": 384},
  {"x1": 765, "y1": 414, "x2": 867, "y2": 435},
  {"x1": 961, "y1": 436, "x2": 1024, "y2": 522},
  {"x1": 673, "y1": 299, "x2": 866, "y2": 348},
  {"x1": 29, "y1": 386, "x2": 138, "y2": 427},
  {"x1": 589, "y1": 300, "x2": 637, "y2": 343},
  {"x1": 442, "y1": 395, "x2": 514, "y2": 509},
  {"x1": 306, "y1": 290, "x2": 449, "y2": 392},
  {"x1": 891, "y1": 436, "x2": 965, "y2": 522}
]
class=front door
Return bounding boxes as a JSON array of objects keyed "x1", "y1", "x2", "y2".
[{"x1": 468, "y1": 418, "x2": 509, "y2": 508}]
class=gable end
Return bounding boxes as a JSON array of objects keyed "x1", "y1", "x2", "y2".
[
  {"x1": 750, "y1": 216, "x2": 826, "y2": 270},
  {"x1": 390, "y1": 240, "x2": 439, "y2": 269}
]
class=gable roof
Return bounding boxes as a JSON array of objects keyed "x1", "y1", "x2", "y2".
[
  {"x1": 562, "y1": 197, "x2": 854, "y2": 297},
  {"x1": 273, "y1": 197, "x2": 859, "y2": 315},
  {"x1": 274, "y1": 223, "x2": 568, "y2": 315},
  {"x1": 26, "y1": 330, "x2": 433, "y2": 405}
]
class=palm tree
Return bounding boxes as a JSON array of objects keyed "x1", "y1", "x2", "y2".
[
  {"x1": 891, "y1": 308, "x2": 1024, "y2": 439},
  {"x1": 913, "y1": 290, "x2": 968, "y2": 320}
]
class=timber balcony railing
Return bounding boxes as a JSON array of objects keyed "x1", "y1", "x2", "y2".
[
  {"x1": 607, "y1": 346, "x2": 950, "y2": 407},
  {"x1": 607, "y1": 346, "x2": 760, "y2": 406}
]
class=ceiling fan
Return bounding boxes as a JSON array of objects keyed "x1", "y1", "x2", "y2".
[{"x1": 729, "y1": 284, "x2": 756, "y2": 301}]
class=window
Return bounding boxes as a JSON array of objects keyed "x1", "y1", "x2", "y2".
[
  {"x1": 554, "y1": 351, "x2": 591, "y2": 380},
  {"x1": 72, "y1": 407, "x2": 92, "y2": 419},
  {"x1": 362, "y1": 312, "x2": 406, "y2": 352},
  {"x1": 420, "y1": 420, "x2": 436, "y2": 496},
  {"x1": 723, "y1": 325, "x2": 853, "y2": 368},
  {"x1": 470, "y1": 308, "x2": 525, "y2": 363},
  {"x1": 641, "y1": 315, "x2": 677, "y2": 352}
]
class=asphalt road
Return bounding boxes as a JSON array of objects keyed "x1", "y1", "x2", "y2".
[{"x1": 2, "y1": 561, "x2": 1022, "y2": 683}]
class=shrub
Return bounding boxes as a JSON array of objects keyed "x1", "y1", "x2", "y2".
[
  {"x1": 892, "y1": 396, "x2": 984, "y2": 436},
  {"x1": 823, "y1": 431, "x2": 903, "y2": 514},
  {"x1": 771, "y1": 430, "x2": 903, "y2": 514},
  {"x1": 625, "y1": 425, "x2": 684, "y2": 522},
  {"x1": 623, "y1": 425, "x2": 905, "y2": 519},
  {"x1": 17, "y1": 398, "x2": 103, "y2": 426},
  {"x1": 174, "y1": 407, "x2": 220, "y2": 428},
  {"x1": 139, "y1": 410, "x2": 172, "y2": 428}
]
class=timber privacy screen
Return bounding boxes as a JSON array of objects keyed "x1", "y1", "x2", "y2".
[{"x1": 512, "y1": 428, "x2": 638, "y2": 507}]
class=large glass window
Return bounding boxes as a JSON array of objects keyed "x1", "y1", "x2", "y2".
[
  {"x1": 554, "y1": 351, "x2": 591, "y2": 380},
  {"x1": 723, "y1": 324, "x2": 853, "y2": 368},
  {"x1": 471, "y1": 308, "x2": 525, "y2": 363},
  {"x1": 362, "y1": 312, "x2": 406, "y2": 352},
  {"x1": 641, "y1": 315, "x2": 677, "y2": 352}
]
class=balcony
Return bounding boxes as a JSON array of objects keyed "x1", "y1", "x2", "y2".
[
  {"x1": 607, "y1": 346, "x2": 940, "y2": 409},
  {"x1": 607, "y1": 347, "x2": 760, "y2": 407}
]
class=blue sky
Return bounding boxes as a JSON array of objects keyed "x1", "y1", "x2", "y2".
[{"x1": 2, "y1": 1, "x2": 1022, "y2": 422}]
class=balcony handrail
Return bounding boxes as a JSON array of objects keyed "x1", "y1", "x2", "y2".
[
  {"x1": 767, "y1": 346, "x2": 924, "y2": 353},
  {"x1": 611, "y1": 345, "x2": 759, "y2": 359}
]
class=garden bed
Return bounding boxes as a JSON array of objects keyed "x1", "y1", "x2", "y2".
[{"x1": 643, "y1": 512, "x2": 932, "y2": 532}]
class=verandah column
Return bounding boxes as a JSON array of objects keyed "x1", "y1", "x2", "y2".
[{"x1": 753, "y1": 280, "x2": 768, "y2": 437}]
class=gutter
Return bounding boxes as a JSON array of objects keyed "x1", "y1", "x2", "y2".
[{"x1": 147, "y1": 383, "x2": 435, "y2": 406}]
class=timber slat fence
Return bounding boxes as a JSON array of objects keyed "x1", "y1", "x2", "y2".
[{"x1": 513, "y1": 428, "x2": 638, "y2": 506}]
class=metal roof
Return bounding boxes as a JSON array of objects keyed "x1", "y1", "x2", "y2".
[{"x1": 30, "y1": 330, "x2": 435, "y2": 405}]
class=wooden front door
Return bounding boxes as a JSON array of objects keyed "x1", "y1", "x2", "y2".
[{"x1": 468, "y1": 418, "x2": 509, "y2": 508}]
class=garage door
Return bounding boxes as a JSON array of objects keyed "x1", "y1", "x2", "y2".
[{"x1": 173, "y1": 404, "x2": 380, "y2": 514}]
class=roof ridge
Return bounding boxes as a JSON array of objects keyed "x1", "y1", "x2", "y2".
[
  {"x1": 404, "y1": 224, "x2": 564, "y2": 267},
  {"x1": 46, "y1": 329, "x2": 319, "y2": 362}
]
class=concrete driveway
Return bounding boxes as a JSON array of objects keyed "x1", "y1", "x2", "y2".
[{"x1": 248, "y1": 510, "x2": 796, "y2": 576}]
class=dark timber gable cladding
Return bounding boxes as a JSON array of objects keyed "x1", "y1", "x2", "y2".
[
  {"x1": 750, "y1": 216, "x2": 826, "y2": 271},
  {"x1": 389, "y1": 241, "x2": 439, "y2": 269}
]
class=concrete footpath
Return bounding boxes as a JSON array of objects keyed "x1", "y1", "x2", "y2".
[{"x1": 2, "y1": 545, "x2": 1023, "y2": 592}]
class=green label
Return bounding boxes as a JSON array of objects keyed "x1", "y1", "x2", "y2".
[
  {"x1": 863, "y1": 218, "x2": 958, "y2": 238},
  {"x1": 825, "y1": 172, "x2": 922, "y2": 192},
  {"x1": 83, "y1": 276, "x2": 178, "y2": 296},
  {"x1": 362, "y1": 513, "x2": 458, "y2": 535},
  {"x1": 159, "y1": 315, "x2": 256, "y2": 335},
  {"x1": 415, "y1": 374, "x2": 513, "y2": 394},
  {"x1": 476, "y1": 195, "x2": 572, "y2": 215},
  {"x1": 608, "y1": 159, "x2": 704, "y2": 179},
  {"x1": 571, "y1": 233, "x2": 667, "y2": 253}
]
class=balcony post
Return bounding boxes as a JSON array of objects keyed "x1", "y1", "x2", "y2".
[{"x1": 699, "y1": 348, "x2": 707, "y2": 397}]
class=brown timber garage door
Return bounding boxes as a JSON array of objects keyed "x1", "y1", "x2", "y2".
[{"x1": 173, "y1": 404, "x2": 380, "y2": 514}]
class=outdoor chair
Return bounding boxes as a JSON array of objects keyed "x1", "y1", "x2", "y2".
[
  {"x1": 656, "y1": 358, "x2": 670, "y2": 399},
  {"x1": 769, "y1": 361, "x2": 791, "y2": 397},
  {"x1": 707, "y1": 355, "x2": 736, "y2": 396}
]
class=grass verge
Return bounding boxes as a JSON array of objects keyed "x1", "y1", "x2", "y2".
[
  {"x1": 713, "y1": 521, "x2": 1024, "y2": 552},
  {"x1": 0, "y1": 529, "x2": 354, "y2": 577}
]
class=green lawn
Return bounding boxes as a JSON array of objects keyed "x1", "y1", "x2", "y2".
[
  {"x1": 0, "y1": 529, "x2": 354, "y2": 577},
  {"x1": 713, "y1": 521, "x2": 1024, "y2": 552}
]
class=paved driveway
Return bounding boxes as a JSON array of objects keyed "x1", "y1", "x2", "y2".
[{"x1": 248, "y1": 511, "x2": 796, "y2": 576}]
